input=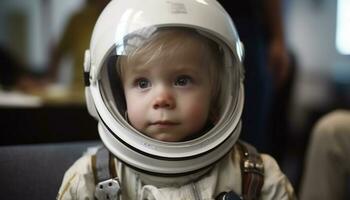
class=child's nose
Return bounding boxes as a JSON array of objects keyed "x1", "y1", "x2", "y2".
[{"x1": 153, "y1": 89, "x2": 175, "y2": 109}]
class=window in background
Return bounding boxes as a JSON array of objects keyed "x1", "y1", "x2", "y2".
[{"x1": 336, "y1": 0, "x2": 350, "y2": 55}]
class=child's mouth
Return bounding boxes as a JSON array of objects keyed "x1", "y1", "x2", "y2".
[{"x1": 150, "y1": 121, "x2": 180, "y2": 128}]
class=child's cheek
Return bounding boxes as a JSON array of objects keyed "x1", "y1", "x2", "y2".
[
  {"x1": 127, "y1": 105, "x2": 144, "y2": 130},
  {"x1": 186, "y1": 102, "x2": 210, "y2": 127}
]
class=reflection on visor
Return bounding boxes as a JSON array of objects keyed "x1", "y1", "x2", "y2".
[{"x1": 116, "y1": 26, "x2": 157, "y2": 55}]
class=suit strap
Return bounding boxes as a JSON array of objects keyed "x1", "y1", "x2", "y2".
[
  {"x1": 237, "y1": 140, "x2": 264, "y2": 200},
  {"x1": 91, "y1": 146, "x2": 121, "y2": 200},
  {"x1": 95, "y1": 147, "x2": 110, "y2": 182}
]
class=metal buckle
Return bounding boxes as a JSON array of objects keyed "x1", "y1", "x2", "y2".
[
  {"x1": 95, "y1": 178, "x2": 121, "y2": 200},
  {"x1": 216, "y1": 191, "x2": 242, "y2": 200}
]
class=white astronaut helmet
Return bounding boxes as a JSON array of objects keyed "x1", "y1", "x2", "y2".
[{"x1": 84, "y1": 0, "x2": 245, "y2": 176}]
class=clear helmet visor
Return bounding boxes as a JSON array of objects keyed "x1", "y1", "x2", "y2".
[{"x1": 103, "y1": 26, "x2": 239, "y2": 133}]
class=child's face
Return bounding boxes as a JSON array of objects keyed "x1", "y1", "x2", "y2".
[{"x1": 122, "y1": 51, "x2": 213, "y2": 142}]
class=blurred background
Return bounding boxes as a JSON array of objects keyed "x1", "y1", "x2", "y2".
[{"x1": 0, "y1": 0, "x2": 349, "y2": 196}]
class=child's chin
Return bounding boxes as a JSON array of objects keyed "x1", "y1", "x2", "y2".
[{"x1": 152, "y1": 133, "x2": 182, "y2": 143}]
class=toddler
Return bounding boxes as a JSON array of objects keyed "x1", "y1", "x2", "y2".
[{"x1": 58, "y1": 0, "x2": 296, "y2": 199}]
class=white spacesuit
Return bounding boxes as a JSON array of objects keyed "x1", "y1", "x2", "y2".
[{"x1": 57, "y1": 0, "x2": 295, "y2": 199}]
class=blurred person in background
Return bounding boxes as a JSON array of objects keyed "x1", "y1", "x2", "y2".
[
  {"x1": 218, "y1": 0, "x2": 292, "y2": 158},
  {"x1": 42, "y1": 0, "x2": 110, "y2": 100},
  {"x1": 47, "y1": 0, "x2": 110, "y2": 95},
  {"x1": 300, "y1": 109, "x2": 350, "y2": 200}
]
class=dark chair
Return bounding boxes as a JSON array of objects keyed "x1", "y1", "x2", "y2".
[{"x1": 0, "y1": 140, "x2": 101, "y2": 200}]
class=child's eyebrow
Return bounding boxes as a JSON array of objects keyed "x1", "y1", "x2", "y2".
[
  {"x1": 172, "y1": 63, "x2": 206, "y2": 73},
  {"x1": 123, "y1": 64, "x2": 151, "y2": 79}
]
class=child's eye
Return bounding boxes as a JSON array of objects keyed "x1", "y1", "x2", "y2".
[
  {"x1": 135, "y1": 78, "x2": 151, "y2": 89},
  {"x1": 174, "y1": 75, "x2": 193, "y2": 86}
]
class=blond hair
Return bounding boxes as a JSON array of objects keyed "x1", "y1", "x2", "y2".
[{"x1": 117, "y1": 28, "x2": 224, "y2": 121}]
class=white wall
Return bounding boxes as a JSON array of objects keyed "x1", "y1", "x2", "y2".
[
  {"x1": 287, "y1": 0, "x2": 336, "y2": 74},
  {"x1": 0, "y1": 0, "x2": 43, "y2": 69}
]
